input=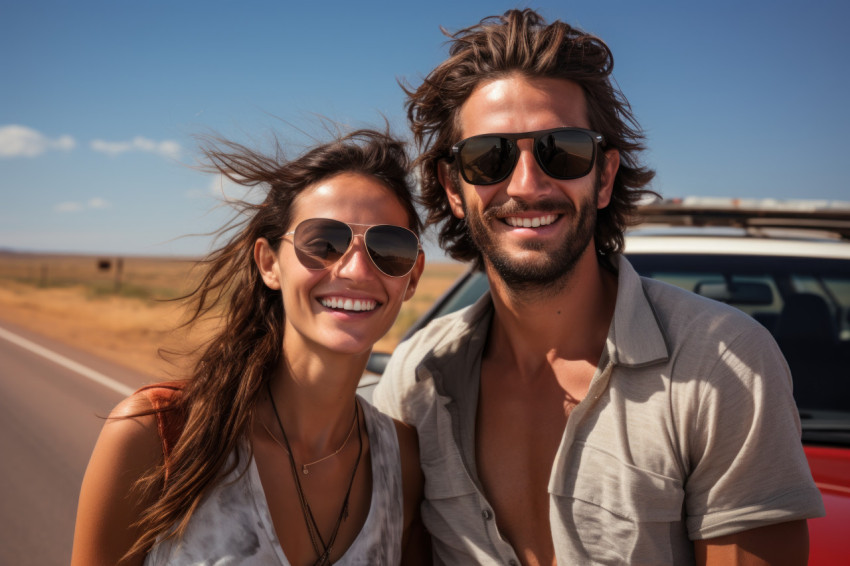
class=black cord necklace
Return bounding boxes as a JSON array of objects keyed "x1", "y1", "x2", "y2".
[{"x1": 266, "y1": 381, "x2": 363, "y2": 565}]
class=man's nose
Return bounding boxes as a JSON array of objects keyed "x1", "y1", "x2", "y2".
[{"x1": 504, "y1": 141, "x2": 553, "y2": 201}]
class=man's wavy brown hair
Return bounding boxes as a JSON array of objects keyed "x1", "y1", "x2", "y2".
[
  {"x1": 404, "y1": 9, "x2": 657, "y2": 266},
  {"x1": 125, "y1": 129, "x2": 419, "y2": 560}
]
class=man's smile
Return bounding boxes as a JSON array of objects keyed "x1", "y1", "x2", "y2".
[{"x1": 503, "y1": 214, "x2": 559, "y2": 228}]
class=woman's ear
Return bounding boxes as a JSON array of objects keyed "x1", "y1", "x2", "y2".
[
  {"x1": 438, "y1": 161, "x2": 465, "y2": 219},
  {"x1": 254, "y1": 238, "x2": 281, "y2": 290},
  {"x1": 403, "y1": 251, "x2": 426, "y2": 302}
]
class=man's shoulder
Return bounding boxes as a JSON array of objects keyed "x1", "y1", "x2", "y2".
[
  {"x1": 373, "y1": 293, "x2": 492, "y2": 418},
  {"x1": 392, "y1": 293, "x2": 492, "y2": 374},
  {"x1": 636, "y1": 275, "x2": 785, "y2": 380},
  {"x1": 640, "y1": 275, "x2": 764, "y2": 333}
]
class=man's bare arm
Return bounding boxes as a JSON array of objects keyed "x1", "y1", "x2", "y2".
[{"x1": 695, "y1": 520, "x2": 809, "y2": 566}]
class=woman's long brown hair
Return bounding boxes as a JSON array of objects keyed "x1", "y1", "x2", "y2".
[{"x1": 125, "y1": 128, "x2": 420, "y2": 559}]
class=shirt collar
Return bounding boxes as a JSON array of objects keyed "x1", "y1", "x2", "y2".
[
  {"x1": 421, "y1": 255, "x2": 670, "y2": 388},
  {"x1": 606, "y1": 255, "x2": 670, "y2": 367}
]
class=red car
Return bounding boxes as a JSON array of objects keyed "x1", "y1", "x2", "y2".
[{"x1": 364, "y1": 199, "x2": 850, "y2": 561}]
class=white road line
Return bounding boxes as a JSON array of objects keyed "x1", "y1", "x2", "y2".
[{"x1": 0, "y1": 325, "x2": 134, "y2": 397}]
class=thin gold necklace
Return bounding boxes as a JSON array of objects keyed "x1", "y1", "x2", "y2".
[
  {"x1": 267, "y1": 381, "x2": 362, "y2": 565},
  {"x1": 261, "y1": 402, "x2": 358, "y2": 475}
]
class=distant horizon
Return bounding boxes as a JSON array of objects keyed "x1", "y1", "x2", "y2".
[
  {"x1": 3, "y1": 1, "x2": 849, "y2": 256},
  {"x1": 5, "y1": 192, "x2": 850, "y2": 259},
  {"x1": 0, "y1": 245, "x2": 464, "y2": 264}
]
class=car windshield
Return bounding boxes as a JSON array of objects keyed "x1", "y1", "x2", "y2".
[{"x1": 628, "y1": 253, "x2": 850, "y2": 446}]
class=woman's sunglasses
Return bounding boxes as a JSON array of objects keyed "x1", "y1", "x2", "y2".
[
  {"x1": 283, "y1": 218, "x2": 421, "y2": 278},
  {"x1": 450, "y1": 127, "x2": 605, "y2": 186}
]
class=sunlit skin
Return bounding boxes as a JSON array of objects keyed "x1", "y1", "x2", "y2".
[
  {"x1": 251, "y1": 172, "x2": 427, "y2": 565},
  {"x1": 441, "y1": 75, "x2": 616, "y2": 295},
  {"x1": 256, "y1": 172, "x2": 423, "y2": 369},
  {"x1": 440, "y1": 73, "x2": 809, "y2": 566},
  {"x1": 71, "y1": 172, "x2": 429, "y2": 566},
  {"x1": 439, "y1": 73, "x2": 619, "y2": 566}
]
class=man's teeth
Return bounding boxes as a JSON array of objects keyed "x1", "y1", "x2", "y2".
[
  {"x1": 505, "y1": 214, "x2": 558, "y2": 228},
  {"x1": 320, "y1": 297, "x2": 377, "y2": 312}
]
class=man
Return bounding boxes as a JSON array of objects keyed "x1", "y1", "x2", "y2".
[{"x1": 374, "y1": 9, "x2": 824, "y2": 566}]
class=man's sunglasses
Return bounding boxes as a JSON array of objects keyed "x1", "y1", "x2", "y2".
[
  {"x1": 450, "y1": 127, "x2": 605, "y2": 186},
  {"x1": 283, "y1": 218, "x2": 421, "y2": 278}
]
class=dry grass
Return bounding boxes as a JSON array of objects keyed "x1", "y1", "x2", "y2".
[{"x1": 0, "y1": 252, "x2": 465, "y2": 380}]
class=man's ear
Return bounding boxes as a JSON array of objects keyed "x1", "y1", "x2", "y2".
[
  {"x1": 597, "y1": 149, "x2": 620, "y2": 209},
  {"x1": 438, "y1": 161, "x2": 465, "y2": 219},
  {"x1": 403, "y1": 251, "x2": 426, "y2": 302},
  {"x1": 254, "y1": 238, "x2": 281, "y2": 290}
]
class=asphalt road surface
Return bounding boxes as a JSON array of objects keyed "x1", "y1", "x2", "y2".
[{"x1": 0, "y1": 320, "x2": 153, "y2": 566}]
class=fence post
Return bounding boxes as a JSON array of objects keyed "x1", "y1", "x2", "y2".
[{"x1": 114, "y1": 258, "x2": 124, "y2": 292}]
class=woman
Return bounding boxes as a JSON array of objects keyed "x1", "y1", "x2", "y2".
[{"x1": 71, "y1": 129, "x2": 428, "y2": 565}]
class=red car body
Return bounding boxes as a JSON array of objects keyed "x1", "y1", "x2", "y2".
[{"x1": 806, "y1": 446, "x2": 850, "y2": 563}]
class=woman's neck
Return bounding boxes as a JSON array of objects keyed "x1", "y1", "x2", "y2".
[{"x1": 261, "y1": 344, "x2": 368, "y2": 458}]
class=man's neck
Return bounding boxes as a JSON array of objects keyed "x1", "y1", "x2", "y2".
[{"x1": 483, "y1": 251, "x2": 618, "y2": 380}]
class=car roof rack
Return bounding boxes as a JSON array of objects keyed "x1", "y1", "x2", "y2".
[{"x1": 636, "y1": 198, "x2": 850, "y2": 240}]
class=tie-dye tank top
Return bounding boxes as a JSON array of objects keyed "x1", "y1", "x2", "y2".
[{"x1": 144, "y1": 398, "x2": 403, "y2": 565}]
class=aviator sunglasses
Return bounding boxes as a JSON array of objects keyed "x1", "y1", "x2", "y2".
[
  {"x1": 450, "y1": 127, "x2": 605, "y2": 186},
  {"x1": 283, "y1": 218, "x2": 421, "y2": 278}
]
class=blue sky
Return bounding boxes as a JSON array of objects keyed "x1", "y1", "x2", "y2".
[{"x1": 2, "y1": 0, "x2": 848, "y2": 257}]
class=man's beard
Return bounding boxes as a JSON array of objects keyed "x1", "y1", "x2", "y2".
[{"x1": 463, "y1": 188, "x2": 599, "y2": 294}]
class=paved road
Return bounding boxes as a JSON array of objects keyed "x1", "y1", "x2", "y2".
[{"x1": 0, "y1": 320, "x2": 153, "y2": 566}]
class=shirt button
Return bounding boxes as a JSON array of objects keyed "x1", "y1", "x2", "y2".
[{"x1": 481, "y1": 508, "x2": 493, "y2": 521}]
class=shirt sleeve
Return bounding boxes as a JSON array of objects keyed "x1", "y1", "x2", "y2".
[
  {"x1": 372, "y1": 342, "x2": 412, "y2": 422},
  {"x1": 683, "y1": 325, "x2": 825, "y2": 539}
]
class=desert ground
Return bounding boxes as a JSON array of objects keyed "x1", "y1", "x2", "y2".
[{"x1": 0, "y1": 251, "x2": 466, "y2": 380}]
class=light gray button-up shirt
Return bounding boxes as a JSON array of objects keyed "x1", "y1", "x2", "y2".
[{"x1": 374, "y1": 255, "x2": 824, "y2": 565}]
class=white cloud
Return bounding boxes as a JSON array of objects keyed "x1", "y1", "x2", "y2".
[
  {"x1": 54, "y1": 197, "x2": 110, "y2": 213},
  {"x1": 0, "y1": 125, "x2": 76, "y2": 158},
  {"x1": 90, "y1": 136, "x2": 182, "y2": 159},
  {"x1": 87, "y1": 197, "x2": 110, "y2": 209},
  {"x1": 203, "y1": 173, "x2": 249, "y2": 201},
  {"x1": 185, "y1": 174, "x2": 256, "y2": 202},
  {"x1": 54, "y1": 202, "x2": 84, "y2": 213}
]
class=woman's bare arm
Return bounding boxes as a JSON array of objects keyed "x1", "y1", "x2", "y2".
[
  {"x1": 71, "y1": 393, "x2": 163, "y2": 566},
  {"x1": 394, "y1": 419, "x2": 431, "y2": 565}
]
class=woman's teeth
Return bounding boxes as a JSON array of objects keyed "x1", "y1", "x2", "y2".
[{"x1": 320, "y1": 297, "x2": 377, "y2": 312}]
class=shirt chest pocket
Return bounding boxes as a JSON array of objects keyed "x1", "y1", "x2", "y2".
[{"x1": 550, "y1": 442, "x2": 688, "y2": 564}]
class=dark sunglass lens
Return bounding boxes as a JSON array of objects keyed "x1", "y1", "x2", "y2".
[
  {"x1": 365, "y1": 226, "x2": 419, "y2": 277},
  {"x1": 536, "y1": 130, "x2": 595, "y2": 179},
  {"x1": 458, "y1": 136, "x2": 516, "y2": 185},
  {"x1": 293, "y1": 219, "x2": 352, "y2": 270}
]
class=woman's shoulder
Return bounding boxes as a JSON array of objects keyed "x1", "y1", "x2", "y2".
[
  {"x1": 391, "y1": 418, "x2": 419, "y2": 456},
  {"x1": 390, "y1": 418, "x2": 422, "y2": 488},
  {"x1": 71, "y1": 386, "x2": 174, "y2": 565},
  {"x1": 360, "y1": 398, "x2": 421, "y2": 480},
  {"x1": 101, "y1": 388, "x2": 166, "y2": 461},
  {"x1": 98, "y1": 380, "x2": 187, "y2": 464}
]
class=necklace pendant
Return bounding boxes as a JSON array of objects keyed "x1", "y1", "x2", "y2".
[{"x1": 302, "y1": 465, "x2": 309, "y2": 475}]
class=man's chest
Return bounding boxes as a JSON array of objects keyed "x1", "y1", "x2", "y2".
[{"x1": 471, "y1": 358, "x2": 599, "y2": 563}]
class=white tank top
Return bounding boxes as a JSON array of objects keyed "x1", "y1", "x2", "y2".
[{"x1": 144, "y1": 398, "x2": 403, "y2": 565}]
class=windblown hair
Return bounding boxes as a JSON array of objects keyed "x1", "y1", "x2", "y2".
[
  {"x1": 126, "y1": 129, "x2": 419, "y2": 559},
  {"x1": 405, "y1": 8, "x2": 657, "y2": 266}
]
